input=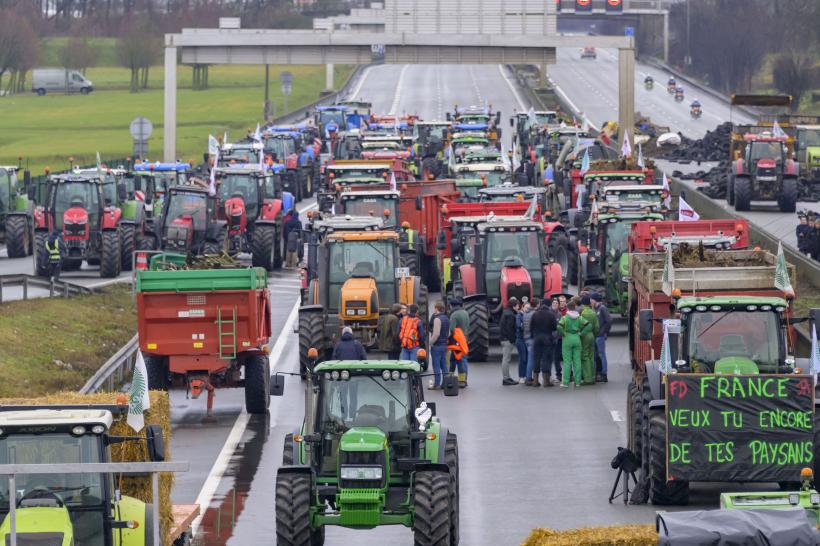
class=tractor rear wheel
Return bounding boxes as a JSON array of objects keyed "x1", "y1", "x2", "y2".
[
  {"x1": 727, "y1": 175, "x2": 735, "y2": 206},
  {"x1": 627, "y1": 381, "x2": 643, "y2": 464},
  {"x1": 779, "y1": 177, "x2": 798, "y2": 213},
  {"x1": 251, "y1": 224, "x2": 281, "y2": 271},
  {"x1": 400, "y1": 252, "x2": 418, "y2": 276},
  {"x1": 34, "y1": 231, "x2": 49, "y2": 277},
  {"x1": 451, "y1": 279, "x2": 464, "y2": 301},
  {"x1": 283, "y1": 433, "x2": 295, "y2": 465},
  {"x1": 143, "y1": 355, "x2": 169, "y2": 391},
  {"x1": 298, "y1": 312, "x2": 325, "y2": 379},
  {"x1": 120, "y1": 224, "x2": 136, "y2": 271},
  {"x1": 445, "y1": 434, "x2": 460, "y2": 546},
  {"x1": 203, "y1": 240, "x2": 222, "y2": 255},
  {"x1": 463, "y1": 300, "x2": 489, "y2": 362},
  {"x1": 275, "y1": 471, "x2": 315, "y2": 546},
  {"x1": 244, "y1": 354, "x2": 270, "y2": 414},
  {"x1": 733, "y1": 176, "x2": 751, "y2": 212},
  {"x1": 5, "y1": 215, "x2": 30, "y2": 258},
  {"x1": 417, "y1": 283, "x2": 429, "y2": 321},
  {"x1": 547, "y1": 232, "x2": 569, "y2": 286},
  {"x1": 100, "y1": 229, "x2": 122, "y2": 278},
  {"x1": 566, "y1": 247, "x2": 578, "y2": 289},
  {"x1": 412, "y1": 470, "x2": 451, "y2": 546},
  {"x1": 648, "y1": 412, "x2": 689, "y2": 505}
]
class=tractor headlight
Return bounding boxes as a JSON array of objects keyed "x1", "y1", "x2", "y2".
[
  {"x1": 346, "y1": 309, "x2": 356, "y2": 316},
  {"x1": 391, "y1": 370, "x2": 400, "y2": 380},
  {"x1": 340, "y1": 466, "x2": 383, "y2": 480},
  {"x1": 358, "y1": 309, "x2": 367, "y2": 315},
  {"x1": 91, "y1": 425, "x2": 106, "y2": 434},
  {"x1": 72, "y1": 426, "x2": 87, "y2": 436},
  {"x1": 811, "y1": 493, "x2": 820, "y2": 505},
  {"x1": 382, "y1": 370, "x2": 391, "y2": 380}
]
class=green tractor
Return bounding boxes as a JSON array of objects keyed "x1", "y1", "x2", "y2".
[
  {"x1": 273, "y1": 358, "x2": 460, "y2": 545},
  {"x1": 0, "y1": 166, "x2": 34, "y2": 258},
  {"x1": 796, "y1": 125, "x2": 820, "y2": 189}
]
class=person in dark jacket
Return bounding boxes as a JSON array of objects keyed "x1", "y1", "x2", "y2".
[
  {"x1": 516, "y1": 301, "x2": 530, "y2": 383},
  {"x1": 499, "y1": 298, "x2": 519, "y2": 385},
  {"x1": 812, "y1": 218, "x2": 820, "y2": 261},
  {"x1": 591, "y1": 292, "x2": 612, "y2": 383},
  {"x1": 797, "y1": 215, "x2": 812, "y2": 256},
  {"x1": 531, "y1": 299, "x2": 558, "y2": 387},
  {"x1": 379, "y1": 304, "x2": 402, "y2": 359},
  {"x1": 429, "y1": 301, "x2": 451, "y2": 389},
  {"x1": 283, "y1": 209, "x2": 301, "y2": 268},
  {"x1": 332, "y1": 327, "x2": 367, "y2": 360}
]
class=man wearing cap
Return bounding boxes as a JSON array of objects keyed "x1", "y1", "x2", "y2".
[
  {"x1": 579, "y1": 295, "x2": 599, "y2": 385},
  {"x1": 499, "y1": 298, "x2": 520, "y2": 386},
  {"x1": 332, "y1": 326, "x2": 367, "y2": 360}
]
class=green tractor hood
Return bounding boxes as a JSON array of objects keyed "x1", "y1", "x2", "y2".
[
  {"x1": 0, "y1": 505, "x2": 73, "y2": 546},
  {"x1": 807, "y1": 147, "x2": 820, "y2": 168},
  {"x1": 341, "y1": 427, "x2": 387, "y2": 452}
]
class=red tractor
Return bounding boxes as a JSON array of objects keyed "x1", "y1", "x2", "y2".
[
  {"x1": 728, "y1": 133, "x2": 799, "y2": 212},
  {"x1": 34, "y1": 174, "x2": 124, "y2": 278}
]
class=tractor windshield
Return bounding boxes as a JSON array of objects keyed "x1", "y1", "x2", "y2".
[
  {"x1": 798, "y1": 129, "x2": 820, "y2": 148},
  {"x1": 318, "y1": 374, "x2": 413, "y2": 433},
  {"x1": 165, "y1": 192, "x2": 208, "y2": 231},
  {"x1": 53, "y1": 181, "x2": 100, "y2": 230},
  {"x1": 601, "y1": 220, "x2": 632, "y2": 255},
  {"x1": 486, "y1": 230, "x2": 542, "y2": 270},
  {"x1": 749, "y1": 141, "x2": 784, "y2": 163},
  {"x1": 329, "y1": 240, "x2": 393, "y2": 283},
  {"x1": 219, "y1": 175, "x2": 259, "y2": 218},
  {"x1": 264, "y1": 138, "x2": 295, "y2": 160},
  {"x1": 684, "y1": 309, "x2": 782, "y2": 372},
  {"x1": 319, "y1": 110, "x2": 345, "y2": 128},
  {"x1": 340, "y1": 197, "x2": 397, "y2": 226}
]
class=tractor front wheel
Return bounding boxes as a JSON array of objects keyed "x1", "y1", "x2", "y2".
[
  {"x1": 143, "y1": 355, "x2": 169, "y2": 391},
  {"x1": 445, "y1": 434, "x2": 460, "y2": 546},
  {"x1": 648, "y1": 412, "x2": 689, "y2": 505},
  {"x1": 120, "y1": 224, "x2": 136, "y2": 271},
  {"x1": 244, "y1": 354, "x2": 270, "y2": 414},
  {"x1": 733, "y1": 176, "x2": 751, "y2": 212},
  {"x1": 400, "y1": 252, "x2": 418, "y2": 276},
  {"x1": 547, "y1": 232, "x2": 569, "y2": 286},
  {"x1": 5, "y1": 215, "x2": 30, "y2": 258},
  {"x1": 298, "y1": 312, "x2": 326, "y2": 379},
  {"x1": 34, "y1": 231, "x2": 49, "y2": 277},
  {"x1": 779, "y1": 177, "x2": 798, "y2": 213},
  {"x1": 463, "y1": 300, "x2": 489, "y2": 362},
  {"x1": 727, "y1": 175, "x2": 735, "y2": 206},
  {"x1": 251, "y1": 224, "x2": 281, "y2": 271},
  {"x1": 627, "y1": 381, "x2": 643, "y2": 464},
  {"x1": 275, "y1": 471, "x2": 318, "y2": 546},
  {"x1": 100, "y1": 229, "x2": 122, "y2": 278},
  {"x1": 412, "y1": 470, "x2": 451, "y2": 546}
]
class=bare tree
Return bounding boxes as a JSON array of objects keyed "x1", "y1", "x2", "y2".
[
  {"x1": 116, "y1": 26, "x2": 160, "y2": 92},
  {"x1": 0, "y1": 9, "x2": 40, "y2": 95},
  {"x1": 59, "y1": 37, "x2": 98, "y2": 75},
  {"x1": 773, "y1": 51, "x2": 816, "y2": 111}
]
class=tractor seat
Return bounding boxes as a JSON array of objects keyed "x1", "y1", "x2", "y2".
[
  {"x1": 352, "y1": 262, "x2": 375, "y2": 278},
  {"x1": 502, "y1": 256, "x2": 524, "y2": 268},
  {"x1": 353, "y1": 405, "x2": 386, "y2": 428},
  {"x1": 718, "y1": 335, "x2": 748, "y2": 358}
]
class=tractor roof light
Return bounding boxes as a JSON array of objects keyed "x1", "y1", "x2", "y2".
[
  {"x1": 650, "y1": 225, "x2": 657, "y2": 234},
  {"x1": 72, "y1": 426, "x2": 87, "y2": 436},
  {"x1": 391, "y1": 370, "x2": 400, "y2": 380},
  {"x1": 382, "y1": 370, "x2": 392, "y2": 380},
  {"x1": 331, "y1": 371, "x2": 340, "y2": 380},
  {"x1": 340, "y1": 370, "x2": 350, "y2": 381}
]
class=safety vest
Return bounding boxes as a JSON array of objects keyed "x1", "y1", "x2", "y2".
[
  {"x1": 447, "y1": 327, "x2": 469, "y2": 359},
  {"x1": 399, "y1": 316, "x2": 421, "y2": 349},
  {"x1": 46, "y1": 239, "x2": 60, "y2": 263},
  {"x1": 402, "y1": 228, "x2": 415, "y2": 251}
]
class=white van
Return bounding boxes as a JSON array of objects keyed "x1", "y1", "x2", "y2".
[{"x1": 31, "y1": 68, "x2": 94, "y2": 95}]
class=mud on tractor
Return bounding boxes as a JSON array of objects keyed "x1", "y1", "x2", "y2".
[
  {"x1": 0, "y1": 166, "x2": 34, "y2": 259},
  {"x1": 273, "y1": 357, "x2": 460, "y2": 546}
]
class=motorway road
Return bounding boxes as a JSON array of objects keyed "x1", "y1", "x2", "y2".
[{"x1": 165, "y1": 64, "x2": 772, "y2": 546}]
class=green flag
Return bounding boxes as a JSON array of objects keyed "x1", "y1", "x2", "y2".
[
  {"x1": 774, "y1": 241, "x2": 793, "y2": 294},
  {"x1": 127, "y1": 351, "x2": 151, "y2": 432}
]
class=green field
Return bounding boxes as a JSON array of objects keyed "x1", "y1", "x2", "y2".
[{"x1": 0, "y1": 41, "x2": 353, "y2": 173}]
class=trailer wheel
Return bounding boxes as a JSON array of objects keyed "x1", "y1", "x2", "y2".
[
  {"x1": 244, "y1": 354, "x2": 270, "y2": 414},
  {"x1": 275, "y1": 471, "x2": 315, "y2": 546},
  {"x1": 627, "y1": 381, "x2": 643, "y2": 464},
  {"x1": 648, "y1": 412, "x2": 689, "y2": 505},
  {"x1": 144, "y1": 355, "x2": 169, "y2": 391},
  {"x1": 298, "y1": 312, "x2": 325, "y2": 379},
  {"x1": 283, "y1": 433, "x2": 295, "y2": 465},
  {"x1": 779, "y1": 177, "x2": 798, "y2": 213},
  {"x1": 547, "y1": 232, "x2": 569, "y2": 286},
  {"x1": 5, "y1": 215, "x2": 30, "y2": 258},
  {"x1": 35, "y1": 231, "x2": 49, "y2": 277},
  {"x1": 463, "y1": 299, "x2": 489, "y2": 362},
  {"x1": 252, "y1": 224, "x2": 280, "y2": 271},
  {"x1": 727, "y1": 175, "x2": 735, "y2": 206},
  {"x1": 445, "y1": 434, "x2": 460, "y2": 546},
  {"x1": 120, "y1": 223, "x2": 136, "y2": 271},
  {"x1": 412, "y1": 470, "x2": 451, "y2": 546},
  {"x1": 733, "y1": 176, "x2": 751, "y2": 212},
  {"x1": 100, "y1": 229, "x2": 122, "y2": 278}
]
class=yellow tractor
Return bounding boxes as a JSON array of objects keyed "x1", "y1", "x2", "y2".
[{"x1": 298, "y1": 227, "x2": 428, "y2": 374}]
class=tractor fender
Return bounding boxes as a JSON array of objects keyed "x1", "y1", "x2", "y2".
[
  {"x1": 458, "y1": 263, "x2": 477, "y2": 296},
  {"x1": 784, "y1": 160, "x2": 799, "y2": 177},
  {"x1": 462, "y1": 293, "x2": 486, "y2": 303},
  {"x1": 433, "y1": 426, "x2": 451, "y2": 464},
  {"x1": 413, "y1": 463, "x2": 450, "y2": 475},
  {"x1": 259, "y1": 198, "x2": 283, "y2": 222},
  {"x1": 299, "y1": 304, "x2": 324, "y2": 313},
  {"x1": 101, "y1": 207, "x2": 122, "y2": 230},
  {"x1": 278, "y1": 465, "x2": 314, "y2": 476},
  {"x1": 733, "y1": 158, "x2": 746, "y2": 176},
  {"x1": 542, "y1": 222, "x2": 564, "y2": 236},
  {"x1": 645, "y1": 359, "x2": 663, "y2": 401},
  {"x1": 542, "y1": 262, "x2": 563, "y2": 298}
]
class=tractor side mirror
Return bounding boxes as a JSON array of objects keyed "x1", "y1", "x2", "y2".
[
  {"x1": 442, "y1": 375, "x2": 459, "y2": 396},
  {"x1": 639, "y1": 309, "x2": 654, "y2": 341},
  {"x1": 270, "y1": 373, "x2": 285, "y2": 396},
  {"x1": 509, "y1": 117, "x2": 514, "y2": 128},
  {"x1": 436, "y1": 231, "x2": 446, "y2": 251},
  {"x1": 415, "y1": 196, "x2": 422, "y2": 211},
  {"x1": 146, "y1": 425, "x2": 165, "y2": 462},
  {"x1": 117, "y1": 182, "x2": 127, "y2": 201}
]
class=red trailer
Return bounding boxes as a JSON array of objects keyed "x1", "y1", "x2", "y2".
[
  {"x1": 136, "y1": 260, "x2": 272, "y2": 416},
  {"x1": 628, "y1": 219, "x2": 750, "y2": 253}
]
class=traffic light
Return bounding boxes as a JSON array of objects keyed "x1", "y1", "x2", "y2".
[
  {"x1": 575, "y1": 0, "x2": 592, "y2": 12},
  {"x1": 556, "y1": 0, "x2": 561, "y2": 12},
  {"x1": 605, "y1": 0, "x2": 623, "y2": 13}
]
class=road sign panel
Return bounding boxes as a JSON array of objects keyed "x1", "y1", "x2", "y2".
[{"x1": 130, "y1": 117, "x2": 153, "y2": 140}]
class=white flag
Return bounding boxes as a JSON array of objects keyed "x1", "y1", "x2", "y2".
[
  {"x1": 575, "y1": 186, "x2": 585, "y2": 209},
  {"x1": 637, "y1": 143, "x2": 645, "y2": 168},
  {"x1": 580, "y1": 148, "x2": 590, "y2": 175},
  {"x1": 223, "y1": 131, "x2": 229, "y2": 146},
  {"x1": 774, "y1": 241, "x2": 794, "y2": 294},
  {"x1": 527, "y1": 106, "x2": 536, "y2": 124},
  {"x1": 209, "y1": 147, "x2": 219, "y2": 196},
  {"x1": 208, "y1": 135, "x2": 219, "y2": 155},
  {"x1": 448, "y1": 144, "x2": 456, "y2": 173},
  {"x1": 389, "y1": 171, "x2": 397, "y2": 191},
  {"x1": 811, "y1": 325, "x2": 820, "y2": 385},
  {"x1": 258, "y1": 148, "x2": 265, "y2": 170},
  {"x1": 621, "y1": 130, "x2": 632, "y2": 158},
  {"x1": 512, "y1": 140, "x2": 521, "y2": 172},
  {"x1": 96, "y1": 151, "x2": 103, "y2": 179},
  {"x1": 659, "y1": 320, "x2": 672, "y2": 375},
  {"x1": 127, "y1": 352, "x2": 151, "y2": 432},
  {"x1": 662, "y1": 173, "x2": 672, "y2": 208},
  {"x1": 524, "y1": 195, "x2": 537, "y2": 220},
  {"x1": 678, "y1": 195, "x2": 700, "y2": 221},
  {"x1": 662, "y1": 242, "x2": 675, "y2": 296},
  {"x1": 772, "y1": 120, "x2": 787, "y2": 139},
  {"x1": 253, "y1": 123, "x2": 262, "y2": 142}
]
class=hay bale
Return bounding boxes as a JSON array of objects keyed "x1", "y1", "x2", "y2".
[
  {"x1": 521, "y1": 524, "x2": 656, "y2": 546},
  {"x1": 0, "y1": 391, "x2": 175, "y2": 543}
]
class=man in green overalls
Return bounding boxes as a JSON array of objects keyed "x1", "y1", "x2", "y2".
[
  {"x1": 557, "y1": 300, "x2": 590, "y2": 388},
  {"x1": 579, "y1": 294, "x2": 599, "y2": 385}
]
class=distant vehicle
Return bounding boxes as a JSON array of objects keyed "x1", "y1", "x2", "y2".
[
  {"x1": 581, "y1": 46, "x2": 597, "y2": 59},
  {"x1": 31, "y1": 68, "x2": 94, "y2": 95}
]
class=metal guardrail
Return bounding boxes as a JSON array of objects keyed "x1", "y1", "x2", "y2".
[
  {"x1": 0, "y1": 274, "x2": 94, "y2": 303},
  {"x1": 80, "y1": 334, "x2": 140, "y2": 394}
]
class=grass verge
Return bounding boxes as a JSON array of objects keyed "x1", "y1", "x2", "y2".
[{"x1": 0, "y1": 284, "x2": 136, "y2": 396}]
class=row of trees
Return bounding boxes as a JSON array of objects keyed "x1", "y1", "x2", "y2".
[{"x1": 669, "y1": 0, "x2": 820, "y2": 109}]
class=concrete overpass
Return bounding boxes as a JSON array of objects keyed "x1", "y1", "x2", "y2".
[{"x1": 162, "y1": 29, "x2": 634, "y2": 161}]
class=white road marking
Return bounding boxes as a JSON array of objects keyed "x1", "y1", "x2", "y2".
[
  {"x1": 610, "y1": 410, "x2": 624, "y2": 422},
  {"x1": 190, "y1": 293, "x2": 301, "y2": 537},
  {"x1": 388, "y1": 65, "x2": 410, "y2": 115},
  {"x1": 297, "y1": 201, "x2": 318, "y2": 214},
  {"x1": 347, "y1": 65, "x2": 372, "y2": 102},
  {"x1": 547, "y1": 76, "x2": 600, "y2": 132},
  {"x1": 496, "y1": 64, "x2": 527, "y2": 111}
]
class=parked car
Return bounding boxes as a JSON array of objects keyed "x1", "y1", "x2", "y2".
[{"x1": 31, "y1": 68, "x2": 94, "y2": 95}]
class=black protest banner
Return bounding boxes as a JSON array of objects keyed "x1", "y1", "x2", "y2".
[{"x1": 666, "y1": 374, "x2": 815, "y2": 482}]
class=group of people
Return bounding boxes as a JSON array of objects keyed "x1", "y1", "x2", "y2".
[
  {"x1": 499, "y1": 292, "x2": 611, "y2": 388},
  {"x1": 796, "y1": 212, "x2": 820, "y2": 260}
]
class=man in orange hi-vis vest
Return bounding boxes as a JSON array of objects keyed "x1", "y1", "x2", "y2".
[
  {"x1": 398, "y1": 304, "x2": 425, "y2": 362},
  {"x1": 447, "y1": 298, "x2": 470, "y2": 388}
]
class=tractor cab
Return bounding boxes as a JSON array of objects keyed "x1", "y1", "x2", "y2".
[
  {"x1": 795, "y1": 125, "x2": 820, "y2": 184},
  {"x1": 315, "y1": 105, "x2": 350, "y2": 136},
  {"x1": 333, "y1": 131, "x2": 363, "y2": 160},
  {"x1": 157, "y1": 185, "x2": 223, "y2": 255},
  {"x1": 413, "y1": 121, "x2": 451, "y2": 158},
  {"x1": 219, "y1": 142, "x2": 263, "y2": 166},
  {"x1": 478, "y1": 183, "x2": 547, "y2": 214},
  {"x1": 0, "y1": 406, "x2": 165, "y2": 546},
  {"x1": 337, "y1": 190, "x2": 399, "y2": 228},
  {"x1": 321, "y1": 164, "x2": 393, "y2": 210},
  {"x1": 451, "y1": 137, "x2": 491, "y2": 161},
  {"x1": 453, "y1": 178, "x2": 485, "y2": 200},
  {"x1": 132, "y1": 162, "x2": 191, "y2": 213},
  {"x1": 453, "y1": 162, "x2": 511, "y2": 188},
  {"x1": 262, "y1": 130, "x2": 298, "y2": 163}
]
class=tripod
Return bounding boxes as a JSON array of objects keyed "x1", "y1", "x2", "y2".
[{"x1": 608, "y1": 447, "x2": 639, "y2": 505}]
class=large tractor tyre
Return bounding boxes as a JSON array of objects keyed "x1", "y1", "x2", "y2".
[
  {"x1": 445, "y1": 434, "x2": 460, "y2": 546},
  {"x1": 35, "y1": 232, "x2": 50, "y2": 277},
  {"x1": 275, "y1": 471, "x2": 318, "y2": 546},
  {"x1": 627, "y1": 381, "x2": 643, "y2": 464},
  {"x1": 733, "y1": 176, "x2": 752, "y2": 212},
  {"x1": 451, "y1": 279, "x2": 464, "y2": 301},
  {"x1": 401, "y1": 252, "x2": 418, "y2": 276},
  {"x1": 648, "y1": 412, "x2": 689, "y2": 505},
  {"x1": 143, "y1": 355, "x2": 169, "y2": 391},
  {"x1": 100, "y1": 230, "x2": 122, "y2": 278},
  {"x1": 727, "y1": 175, "x2": 735, "y2": 206},
  {"x1": 779, "y1": 177, "x2": 798, "y2": 213},
  {"x1": 417, "y1": 283, "x2": 429, "y2": 321},
  {"x1": 119, "y1": 224, "x2": 136, "y2": 271},
  {"x1": 298, "y1": 312, "x2": 326, "y2": 379},
  {"x1": 566, "y1": 249, "x2": 578, "y2": 289},
  {"x1": 244, "y1": 354, "x2": 271, "y2": 414},
  {"x1": 251, "y1": 225, "x2": 281, "y2": 271},
  {"x1": 283, "y1": 433, "x2": 295, "y2": 465},
  {"x1": 5, "y1": 215, "x2": 30, "y2": 258},
  {"x1": 203, "y1": 240, "x2": 222, "y2": 256},
  {"x1": 137, "y1": 233, "x2": 158, "y2": 251},
  {"x1": 412, "y1": 470, "x2": 451, "y2": 546},
  {"x1": 463, "y1": 300, "x2": 489, "y2": 362},
  {"x1": 547, "y1": 232, "x2": 569, "y2": 286}
]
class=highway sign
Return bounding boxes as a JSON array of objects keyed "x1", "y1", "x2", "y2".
[{"x1": 129, "y1": 117, "x2": 153, "y2": 140}]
